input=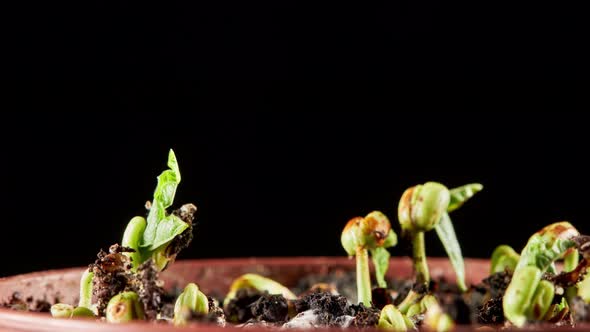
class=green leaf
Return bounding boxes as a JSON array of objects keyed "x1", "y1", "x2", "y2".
[
  {"x1": 517, "y1": 234, "x2": 576, "y2": 272},
  {"x1": 371, "y1": 247, "x2": 390, "y2": 288},
  {"x1": 434, "y1": 213, "x2": 466, "y2": 291},
  {"x1": 447, "y1": 183, "x2": 483, "y2": 213},
  {"x1": 370, "y1": 230, "x2": 397, "y2": 288},
  {"x1": 142, "y1": 150, "x2": 188, "y2": 250}
]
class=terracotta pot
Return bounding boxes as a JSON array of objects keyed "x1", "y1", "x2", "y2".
[{"x1": 0, "y1": 257, "x2": 571, "y2": 332}]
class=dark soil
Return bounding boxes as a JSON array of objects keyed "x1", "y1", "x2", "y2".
[
  {"x1": 250, "y1": 293, "x2": 289, "y2": 323},
  {"x1": 293, "y1": 291, "x2": 379, "y2": 327},
  {"x1": 349, "y1": 303, "x2": 381, "y2": 328},
  {"x1": 371, "y1": 287, "x2": 394, "y2": 309},
  {"x1": 132, "y1": 259, "x2": 164, "y2": 320},
  {"x1": 179, "y1": 297, "x2": 226, "y2": 326},
  {"x1": 476, "y1": 271, "x2": 512, "y2": 324},
  {"x1": 224, "y1": 288, "x2": 264, "y2": 323},
  {"x1": 90, "y1": 244, "x2": 134, "y2": 316},
  {"x1": 207, "y1": 297, "x2": 227, "y2": 325},
  {"x1": 295, "y1": 269, "x2": 357, "y2": 301},
  {"x1": 161, "y1": 204, "x2": 196, "y2": 270},
  {"x1": 294, "y1": 292, "x2": 350, "y2": 322}
]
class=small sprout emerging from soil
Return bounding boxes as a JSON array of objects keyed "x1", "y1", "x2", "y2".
[
  {"x1": 397, "y1": 287, "x2": 423, "y2": 315},
  {"x1": 50, "y1": 304, "x2": 74, "y2": 318},
  {"x1": 72, "y1": 306, "x2": 95, "y2": 318},
  {"x1": 341, "y1": 211, "x2": 398, "y2": 305},
  {"x1": 490, "y1": 245, "x2": 519, "y2": 274},
  {"x1": 503, "y1": 221, "x2": 580, "y2": 327},
  {"x1": 223, "y1": 273, "x2": 296, "y2": 309},
  {"x1": 398, "y1": 182, "x2": 481, "y2": 291},
  {"x1": 106, "y1": 291, "x2": 145, "y2": 323},
  {"x1": 78, "y1": 268, "x2": 94, "y2": 309},
  {"x1": 173, "y1": 283, "x2": 209, "y2": 326},
  {"x1": 423, "y1": 302, "x2": 455, "y2": 332},
  {"x1": 406, "y1": 294, "x2": 438, "y2": 318},
  {"x1": 378, "y1": 304, "x2": 415, "y2": 331},
  {"x1": 50, "y1": 304, "x2": 94, "y2": 319}
]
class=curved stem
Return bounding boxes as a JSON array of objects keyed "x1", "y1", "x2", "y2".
[
  {"x1": 564, "y1": 249, "x2": 580, "y2": 304},
  {"x1": 412, "y1": 231, "x2": 429, "y2": 286},
  {"x1": 122, "y1": 216, "x2": 147, "y2": 270},
  {"x1": 564, "y1": 249, "x2": 579, "y2": 273},
  {"x1": 356, "y1": 247, "x2": 371, "y2": 306},
  {"x1": 78, "y1": 268, "x2": 94, "y2": 309}
]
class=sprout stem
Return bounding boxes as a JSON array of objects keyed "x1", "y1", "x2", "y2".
[
  {"x1": 564, "y1": 249, "x2": 579, "y2": 273},
  {"x1": 412, "y1": 232, "x2": 429, "y2": 286},
  {"x1": 78, "y1": 269, "x2": 94, "y2": 309},
  {"x1": 356, "y1": 246, "x2": 372, "y2": 306},
  {"x1": 122, "y1": 216, "x2": 147, "y2": 270}
]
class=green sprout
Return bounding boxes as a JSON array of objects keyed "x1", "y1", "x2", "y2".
[
  {"x1": 50, "y1": 304, "x2": 95, "y2": 319},
  {"x1": 564, "y1": 248, "x2": 579, "y2": 273},
  {"x1": 406, "y1": 294, "x2": 438, "y2": 318},
  {"x1": 423, "y1": 302, "x2": 455, "y2": 332},
  {"x1": 223, "y1": 273, "x2": 297, "y2": 309},
  {"x1": 398, "y1": 182, "x2": 482, "y2": 291},
  {"x1": 378, "y1": 304, "x2": 415, "y2": 331},
  {"x1": 78, "y1": 268, "x2": 94, "y2": 309},
  {"x1": 121, "y1": 216, "x2": 147, "y2": 271},
  {"x1": 105, "y1": 291, "x2": 145, "y2": 323},
  {"x1": 120, "y1": 149, "x2": 195, "y2": 272},
  {"x1": 174, "y1": 283, "x2": 209, "y2": 326},
  {"x1": 50, "y1": 268, "x2": 96, "y2": 318},
  {"x1": 503, "y1": 221, "x2": 580, "y2": 327},
  {"x1": 397, "y1": 288, "x2": 422, "y2": 314},
  {"x1": 341, "y1": 211, "x2": 398, "y2": 305},
  {"x1": 490, "y1": 245, "x2": 520, "y2": 274}
]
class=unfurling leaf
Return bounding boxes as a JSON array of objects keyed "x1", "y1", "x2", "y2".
[
  {"x1": 434, "y1": 213, "x2": 466, "y2": 291},
  {"x1": 371, "y1": 247, "x2": 390, "y2": 289},
  {"x1": 447, "y1": 183, "x2": 483, "y2": 213},
  {"x1": 141, "y1": 150, "x2": 189, "y2": 250},
  {"x1": 371, "y1": 231, "x2": 397, "y2": 288}
]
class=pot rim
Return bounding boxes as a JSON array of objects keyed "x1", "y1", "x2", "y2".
[{"x1": 0, "y1": 257, "x2": 582, "y2": 332}]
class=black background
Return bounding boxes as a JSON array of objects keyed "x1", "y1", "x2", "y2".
[
  {"x1": 2, "y1": 1, "x2": 589, "y2": 78},
  {"x1": 1, "y1": 84, "x2": 588, "y2": 277}
]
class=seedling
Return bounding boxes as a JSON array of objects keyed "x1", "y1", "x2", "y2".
[
  {"x1": 50, "y1": 304, "x2": 94, "y2": 319},
  {"x1": 378, "y1": 304, "x2": 415, "y2": 331},
  {"x1": 490, "y1": 245, "x2": 520, "y2": 274},
  {"x1": 121, "y1": 150, "x2": 195, "y2": 271},
  {"x1": 398, "y1": 182, "x2": 482, "y2": 291},
  {"x1": 341, "y1": 211, "x2": 398, "y2": 305},
  {"x1": 174, "y1": 283, "x2": 209, "y2": 326},
  {"x1": 503, "y1": 222, "x2": 580, "y2": 327},
  {"x1": 223, "y1": 273, "x2": 297, "y2": 309}
]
